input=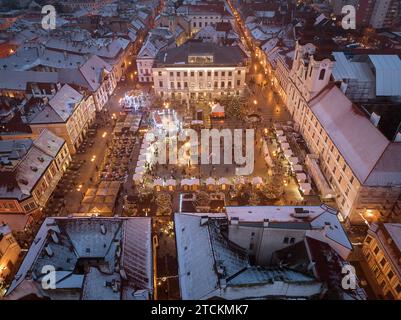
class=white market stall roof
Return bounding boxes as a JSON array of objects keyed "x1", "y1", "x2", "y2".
[
  {"x1": 136, "y1": 160, "x2": 146, "y2": 167},
  {"x1": 296, "y1": 172, "x2": 307, "y2": 182},
  {"x1": 166, "y1": 179, "x2": 177, "y2": 186},
  {"x1": 205, "y1": 177, "x2": 216, "y2": 185},
  {"x1": 218, "y1": 177, "x2": 231, "y2": 185},
  {"x1": 251, "y1": 176, "x2": 263, "y2": 185},
  {"x1": 154, "y1": 178, "x2": 164, "y2": 186},
  {"x1": 288, "y1": 157, "x2": 299, "y2": 166},
  {"x1": 299, "y1": 183, "x2": 312, "y2": 195},
  {"x1": 234, "y1": 176, "x2": 246, "y2": 184},
  {"x1": 181, "y1": 179, "x2": 200, "y2": 186}
]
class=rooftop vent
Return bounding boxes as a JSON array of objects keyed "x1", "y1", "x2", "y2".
[
  {"x1": 19, "y1": 178, "x2": 28, "y2": 185},
  {"x1": 30, "y1": 166, "x2": 38, "y2": 172},
  {"x1": 45, "y1": 245, "x2": 53, "y2": 257},
  {"x1": 293, "y1": 208, "x2": 310, "y2": 218}
]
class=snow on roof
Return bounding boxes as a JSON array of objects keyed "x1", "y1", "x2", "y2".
[
  {"x1": 33, "y1": 129, "x2": 65, "y2": 158},
  {"x1": 369, "y1": 55, "x2": 401, "y2": 96},
  {"x1": 79, "y1": 55, "x2": 112, "y2": 91},
  {"x1": 6, "y1": 217, "x2": 152, "y2": 300},
  {"x1": 332, "y1": 52, "x2": 375, "y2": 83},
  {"x1": 48, "y1": 84, "x2": 83, "y2": 122},
  {"x1": 0, "y1": 45, "x2": 87, "y2": 72},
  {"x1": 175, "y1": 213, "x2": 219, "y2": 300},
  {"x1": 309, "y1": 85, "x2": 389, "y2": 183},
  {"x1": 175, "y1": 213, "x2": 324, "y2": 300}
]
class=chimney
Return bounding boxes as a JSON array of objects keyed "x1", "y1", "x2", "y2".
[
  {"x1": 45, "y1": 245, "x2": 53, "y2": 257},
  {"x1": 263, "y1": 218, "x2": 269, "y2": 228},
  {"x1": 231, "y1": 217, "x2": 239, "y2": 225},
  {"x1": 200, "y1": 216, "x2": 208, "y2": 226}
]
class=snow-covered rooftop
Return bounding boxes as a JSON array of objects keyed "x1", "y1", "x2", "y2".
[
  {"x1": 175, "y1": 213, "x2": 324, "y2": 300},
  {"x1": 6, "y1": 217, "x2": 153, "y2": 300}
]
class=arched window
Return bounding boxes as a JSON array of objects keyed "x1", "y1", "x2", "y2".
[{"x1": 319, "y1": 69, "x2": 326, "y2": 80}]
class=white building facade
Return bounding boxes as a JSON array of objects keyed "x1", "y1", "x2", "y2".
[{"x1": 152, "y1": 43, "x2": 247, "y2": 102}]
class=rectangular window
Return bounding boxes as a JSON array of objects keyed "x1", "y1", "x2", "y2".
[
  {"x1": 207, "y1": 71, "x2": 211, "y2": 77},
  {"x1": 228, "y1": 71, "x2": 232, "y2": 77},
  {"x1": 237, "y1": 80, "x2": 241, "y2": 86},
  {"x1": 170, "y1": 72, "x2": 173, "y2": 77},
  {"x1": 184, "y1": 71, "x2": 188, "y2": 77},
  {"x1": 373, "y1": 246, "x2": 380, "y2": 255},
  {"x1": 214, "y1": 71, "x2": 218, "y2": 76},
  {"x1": 159, "y1": 81, "x2": 163, "y2": 87}
]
